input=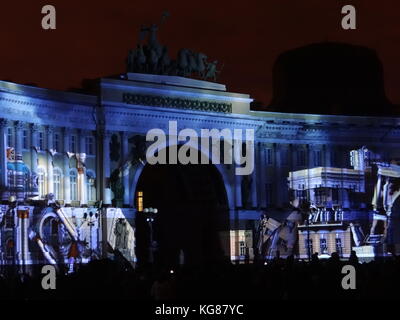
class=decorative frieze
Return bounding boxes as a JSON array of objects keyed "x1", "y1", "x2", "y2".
[{"x1": 122, "y1": 93, "x2": 232, "y2": 114}]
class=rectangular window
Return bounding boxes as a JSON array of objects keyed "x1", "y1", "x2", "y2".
[
  {"x1": 332, "y1": 188, "x2": 339, "y2": 204},
  {"x1": 70, "y1": 172, "x2": 77, "y2": 201},
  {"x1": 22, "y1": 130, "x2": 28, "y2": 149},
  {"x1": 265, "y1": 183, "x2": 273, "y2": 207},
  {"x1": 315, "y1": 187, "x2": 326, "y2": 205},
  {"x1": 314, "y1": 150, "x2": 322, "y2": 167},
  {"x1": 53, "y1": 133, "x2": 60, "y2": 152},
  {"x1": 239, "y1": 241, "x2": 246, "y2": 256},
  {"x1": 330, "y1": 150, "x2": 337, "y2": 167},
  {"x1": 7, "y1": 128, "x2": 13, "y2": 148},
  {"x1": 70, "y1": 135, "x2": 76, "y2": 153},
  {"x1": 38, "y1": 132, "x2": 44, "y2": 150},
  {"x1": 137, "y1": 191, "x2": 144, "y2": 212},
  {"x1": 281, "y1": 149, "x2": 289, "y2": 166},
  {"x1": 266, "y1": 148, "x2": 273, "y2": 165},
  {"x1": 335, "y1": 237, "x2": 343, "y2": 256},
  {"x1": 85, "y1": 136, "x2": 94, "y2": 155},
  {"x1": 38, "y1": 172, "x2": 45, "y2": 198},
  {"x1": 53, "y1": 172, "x2": 61, "y2": 200},
  {"x1": 297, "y1": 150, "x2": 306, "y2": 166},
  {"x1": 320, "y1": 238, "x2": 328, "y2": 254}
]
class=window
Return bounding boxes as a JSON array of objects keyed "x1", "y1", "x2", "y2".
[
  {"x1": 38, "y1": 168, "x2": 45, "y2": 198},
  {"x1": 53, "y1": 133, "x2": 60, "y2": 152},
  {"x1": 70, "y1": 135, "x2": 76, "y2": 153},
  {"x1": 315, "y1": 187, "x2": 326, "y2": 205},
  {"x1": 297, "y1": 150, "x2": 306, "y2": 166},
  {"x1": 137, "y1": 191, "x2": 144, "y2": 212},
  {"x1": 296, "y1": 189, "x2": 307, "y2": 203},
  {"x1": 281, "y1": 149, "x2": 289, "y2": 166},
  {"x1": 332, "y1": 188, "x2": 339, "y2": 204},
  {"x1": 335, "y1": 237, "x2": 343, "y2": 256},
  {"x1": 265, "y1": 183, "x2": 273, "y2": 207},
  {"x1": 6, "y1": 239, "x2": 14, "y2": 258},
  {"x1": 85, "y1": 136, "x2": 94, "y2": 155},
  {"x1": 70, "y1": 170, "x2": 77, "y2": 201},
  {"x1": 330, "y1": 150, "x2": 337, "y2": 167},
  {"x1": 320, "y1": 237, "x2": 328, "y2": 254},
  {"x1": 239, "y1": 241, "x2": 246, "y2": 256},
  {"x1": 38, "y1": 132, "x2": 44, "y2": 150},
  {"x1": 266, "y1": 148, "x2": 273, "y2": 165},
  {"x1": 314, "y1": 150, "x2": 322, "y2": 166},
  {"x1": 86, "y1": 171, "x2": 96, "y2": 202},
  {"x1": 53, "y1": 169, "x2": 61, "y2": 200},
  {"x1": 7, "y1": 128, "x2": 13, "y2": 148},
  {"x1": 22, "y1": 130, "x2": 28, "y2": 149}
]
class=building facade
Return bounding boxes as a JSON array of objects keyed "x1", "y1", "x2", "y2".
[{"x1": 1, "y1": 72, "x2": 400, "y2": 270}]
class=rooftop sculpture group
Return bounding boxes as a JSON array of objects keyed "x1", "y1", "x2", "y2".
[{"x1": 126, "y1": 12, "x2": 222, "y2": 81}]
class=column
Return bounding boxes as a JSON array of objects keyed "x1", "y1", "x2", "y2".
[
  {"x1": 30, "y1": 124, "x2": 39, "y2": 197},
  {"x1": 16, "y1": 209, "x2": 31, "y2": 269},
  {"x1": 46, "y1": 126, "x2": 54, "y2": 195},
  {"x1": 291, "y1": 144, "x2": 297, "y2": 170},
  {"x1": 103, "y1": 131, "x2": 112, "y2": 205},
  {"x1": 306, "y1": 144, "x2": 313, "y2": 203},
  {"x1": 324, "y1": 144, "x2": 332, "y2": 167},
  {"x1": 259, "y1": 145, "x2": 267, "y2": 208},
  {"x1": 63, "y1": 128, "x2": 71, "y2": 205},
  {"x1": 0, "y1": 119, "x2": 8, "y2": 200},
  {"x1": 78, "y1": 130, "x2": 87, "y2": 205},
  {"x1": 121, "y1": 131, "x2": 130, "y2": 207},
  {"x1": 15, "y1": 122, "x2": 24, "y2": 200},
  {"x1": 235, "y1": 166, "x2": 242, "y2": 208},
  {"x1": 250, "y1": 143, "x2": 258, "y2": 208},
  {"x1": 274, "y1": 143, "x2": 283, "y2": 208},
  {"x1": 15, "y1": 121, "x2": 23, "y2": 155}
]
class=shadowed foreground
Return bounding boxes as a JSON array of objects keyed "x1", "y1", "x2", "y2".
[{"x1": 1, "y1": 254, "x2": 400, "y2": 300}]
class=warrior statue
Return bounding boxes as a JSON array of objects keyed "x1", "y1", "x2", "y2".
[{"x1": 204, "y1": 60, "x2": 223, "y2": 81}]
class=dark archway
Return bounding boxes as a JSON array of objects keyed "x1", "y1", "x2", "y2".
[{"x1": 134, "y1": 156, "x2": 230, "y2": 268}]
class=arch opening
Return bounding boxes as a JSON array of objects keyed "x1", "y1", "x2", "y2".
[{"x1": 134, "y1": 147, "x2": 230, "y2": 268}]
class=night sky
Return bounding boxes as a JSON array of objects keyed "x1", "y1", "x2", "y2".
[{"x1": 1, "y1": 0, "x2": 399, "y2": 108}]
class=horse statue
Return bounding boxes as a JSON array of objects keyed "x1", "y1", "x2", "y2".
[
  {"x1": 148, "y1": 47, "x2": 160, "y2": 73},
  {"x1": 159, "y1": 46, "x2": 171, "y2": 75},
  {"x1": 177, "y1": 48, "x2": 191, "y2": 76},
  {"x1": 196, "y1": 52, "x2": 208, "y2": 78},
  {"x1": 204, "y1": 60, "x2": 222, "y2": 81}
]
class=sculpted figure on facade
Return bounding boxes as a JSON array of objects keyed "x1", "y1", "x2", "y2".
[
  {"x1": 114, "y1": 218, "x2": 128, "y2": 250},
  {"x1": 126, "y1": 14, "x2": 222, "y2": 80}
]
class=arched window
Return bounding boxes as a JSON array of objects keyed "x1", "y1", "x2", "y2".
[
  {"x1": 70, "y1": 169, "x2": 78, "y2": 201},
  {"x1": 37, "y1": 167, "x2": 46, "y2": 198},
  {"x1": 86, "y1": 170, "x2": 96, "y2": 202},
  {"x1": 53, "y1": 168, "x2": 62, "y2": 200}
]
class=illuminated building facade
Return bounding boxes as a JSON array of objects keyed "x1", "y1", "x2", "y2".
[{"x1": 1, "y1": 72, "x2": 400, "y2": 271}]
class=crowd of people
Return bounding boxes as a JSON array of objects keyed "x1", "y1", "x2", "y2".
[{"x1": 0, "y1": 252, "x2": 399, "y2": 300}]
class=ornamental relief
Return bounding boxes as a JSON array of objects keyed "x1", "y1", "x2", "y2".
[{"x1": 122, "y1": 92, "x2": 232, "y2": 114}]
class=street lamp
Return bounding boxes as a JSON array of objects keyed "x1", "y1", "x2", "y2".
[{"x1": 143, "y1": 207, "x2": 158, "y2": 264}]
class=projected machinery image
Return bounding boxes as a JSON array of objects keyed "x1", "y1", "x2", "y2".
[{"x1": 258, "y1": 146, "x2": 400, "y2": 262}]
